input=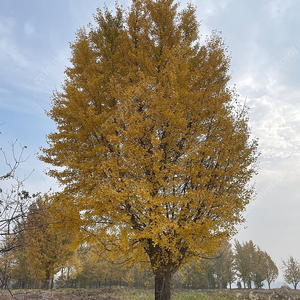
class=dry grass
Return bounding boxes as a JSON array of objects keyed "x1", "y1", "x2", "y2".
[{"x1": 1, "y1": 287, "x2": 300, "y2": 300}]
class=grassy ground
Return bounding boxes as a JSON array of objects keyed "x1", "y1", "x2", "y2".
[
  {"x1": 119, "y1": 289, "x2": 237, "y2": 300},
  {"x1": 1, "y1": 287, "x2": 300, "y2": 300}
]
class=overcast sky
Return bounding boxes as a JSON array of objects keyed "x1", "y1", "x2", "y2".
[{"x1": 1, "y1": 0, "x2": 300, "y2": 287}]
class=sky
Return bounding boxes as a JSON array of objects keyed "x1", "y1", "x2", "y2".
[{"x1": 1, "y1": 0, "x2": 300, "y2": 288}]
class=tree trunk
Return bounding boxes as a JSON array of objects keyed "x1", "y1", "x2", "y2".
[
  {"x1": 294, "y1": 282, "x2": 298, "y2": 289},
  {"x1": 145, "y1": 241, "x2": 186, "y2": 300},
  {"x1": 49, "y1": 277, "x2": 54, "y2": 289},
  {"x1": 154, "y1": 268, "x2": 172, "y2": 300}
]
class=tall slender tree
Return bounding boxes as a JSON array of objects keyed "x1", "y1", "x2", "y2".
[
  {"x1": 252, "y1": 246, "x2": 267, "y2": 289},
  {"x1": 264, "y1": 251, "x2": 278, "y2": 289},
  {"x1": 40, "y1": 0, "x2": 258, "y2": 299},
  {"x1": 234, "y1": 240, "x2": 255, "y2": 288},
  {"x1": 214, "y1": 241, "x2": 236, "y2": 289}
]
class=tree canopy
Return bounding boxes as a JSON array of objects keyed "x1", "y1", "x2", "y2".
[
  {"x1": 234, "y1": 240, "x2": 278, "y2": 289},
  {"x1": 40, "y1": 0, "x2": 258, "y2": 299},
  {"x1": 282, "y1": 256, "x2": 300, "y2": 289}
]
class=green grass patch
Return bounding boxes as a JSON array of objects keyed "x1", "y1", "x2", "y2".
[
  {"x1": 119, "y1": 288, "x2": 154, "y2": 300},
  {"x1": 118, "y1": 288, "x2": 237, "y2": 300}
]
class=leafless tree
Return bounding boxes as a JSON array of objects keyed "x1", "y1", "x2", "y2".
[
  {"x1": 0, "y1": 138, "x2": 34, "y2": 252},
  {"x1": 0, "y1": 129, "x2": 39, "y2": 296}
]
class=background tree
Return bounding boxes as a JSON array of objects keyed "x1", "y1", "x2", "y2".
[
  {"x1": 234, "y1": 240, "x2": 254, "y2": 288},
  {"x1": 73, "y1": 244, "x2": 127, "y2": 288},
  {"x1": 181, "y1": 259, "x2": 215, "y2": 289},
  {"x1": 40, "y1": 0, "x2": 258, "y2": 299},
  {"x1": 55, "y1": 248, "x2": 82, "y2": 288},
  {"x1": 74, "y1": 246, "x2": 98, "y2": 288},
  {"x1": 0, "y1": 138, "x2": 33, "y2": 253},
  {"x1": 264, "y1": 251, "x2": 278, "y2": 289},
  {"x1": 214, "y1": 241, "x2": 236, "y2": 289},
  {"x1": 282, "y1": 256, "x2": 300, "y2": 289},
  {"x1": 234, "y1": 240, "x2": 277, "y2": 289},
  {"x1": 252, "y1": 246, "x2": 267, "y2": 289},
  {"x1": 0, "y1": 238, "x2": 16, "y2": 289},
  {"x1": 10, "y1": 238, "x2": 30, "y2": 289},
  {"x1": 24, "y1": 196, "x2": 77, "y2": 289},
  {"x1": 224, "y1": 246, "x2": 236, "y2": 289},
  {"x1": 0, "y1": 131, "x2": 35, "y2": 296}
]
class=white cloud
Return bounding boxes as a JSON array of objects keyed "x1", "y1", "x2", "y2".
[
  {"x1": 24, "y1": 21, "x2": 36, "y2": 37},
  {"x1": 0, "y1": 37, "x2": 28, "y2": 67},
  {"x1": 267, "y1": 0, "x2": 296, "y2": 19},
  {"x1": 193, "y1": 0, "x2": 232, "y2": 19},
  {"x1": 0, "y1": 18, "x2": 28, "y2": 68},
  {"x1": 0, "y1": 17, "x2": 15, "y2": 35},
  {"x1": 248, "y1": 94, "x2": 300, "y2": 159}
]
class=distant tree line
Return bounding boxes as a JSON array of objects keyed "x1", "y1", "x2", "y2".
[
  {"x1": 0, "y1": 193, "x2": 289, "y2": 290},
  {"x1": 1, "y1": 194, "x2": 300, "y2": 290}
]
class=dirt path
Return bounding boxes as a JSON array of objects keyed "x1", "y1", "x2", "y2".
[{"x1": 0, "y1": 289, "x2": 120, "y2": 300}]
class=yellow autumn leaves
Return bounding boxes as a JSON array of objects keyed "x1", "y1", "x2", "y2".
[{"x1": 40, "y1": 0, "x2": 258, "y2": 298}]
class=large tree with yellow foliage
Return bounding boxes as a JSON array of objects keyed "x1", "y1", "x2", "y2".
[{"x1": 40, "y1": 0, "x2": 258, "y2": 299}]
